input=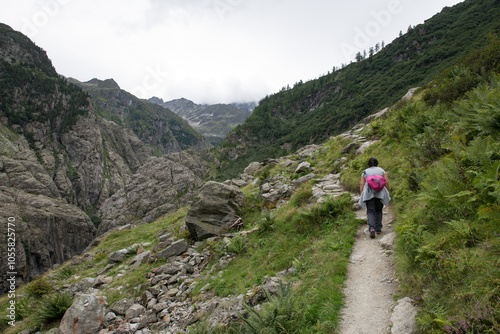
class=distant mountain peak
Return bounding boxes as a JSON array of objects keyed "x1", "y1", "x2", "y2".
[
  {"x1": 86, "y1": 78, "x2": 120, "y2": 89},
  {"x1": 67, "y1": 77, "x2": 121, "y2": 90},
  {"x1": 149, "y1": 96, "x2": 165, "y2": 104}
]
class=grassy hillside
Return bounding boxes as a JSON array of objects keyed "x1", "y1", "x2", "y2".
[
  {"x1": 218, "y1": 0, "x2": 500, "y2": 179},
  {"x1": 341, "y1": 38, "x2": 500, "y2": 332}
]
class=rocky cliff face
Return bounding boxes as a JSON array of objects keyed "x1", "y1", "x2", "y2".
[
  {"x1": 98, "y1": 151, "x2": 212, "y2": 234},
  {"x1": 0, "y1": 24, "x2": 213, "y2": 291}
]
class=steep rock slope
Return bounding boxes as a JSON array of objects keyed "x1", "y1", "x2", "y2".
[{"x1": 98, "y1": 151, "x2": 212, "y2": 234}]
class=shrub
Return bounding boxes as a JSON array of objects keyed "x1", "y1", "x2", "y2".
[
  {"x1": 444, "y1": 299, "x2": 500, "y2": 333},
  {"x1": 25, "y1": 277, "x2": 53, "y2": 298},
  {"x1": 38, "y1": 292, "x2": 74, "y2": 324},
  {"x1": 227, "y1": 236, "x2": 247, "y2": 255},
  {"x1": 16, "y1": 296, "x2": 36, "y2": 321},
  {"x1": 55, "y1": 266, "x2": 75, "y2": 280},
  {"x1": 257, "y1": 211, "x2": 275, "y2": 235},
  {"x1": 288, "y1": 185, "x2": 312, "y2": 207},
  {"x1": 239, "y1": 282, "x2": 302, "y2": 333}
]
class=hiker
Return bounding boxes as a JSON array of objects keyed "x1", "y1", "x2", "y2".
[{"x1": 359, "y1": 157, "x2": 391, "y2": 238}]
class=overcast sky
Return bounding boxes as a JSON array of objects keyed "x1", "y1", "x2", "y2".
[{"x1": 1, "y1": 0, "x2": 464, "y2": 104}]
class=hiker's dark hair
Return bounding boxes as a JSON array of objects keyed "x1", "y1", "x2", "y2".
[{"x1": 368, "y1": 157, "x2": 379, "y2": 167}]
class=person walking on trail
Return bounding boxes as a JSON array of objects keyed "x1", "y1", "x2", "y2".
[{"x1": 359, "y1": 157, "x2": 391, "y2": 239}]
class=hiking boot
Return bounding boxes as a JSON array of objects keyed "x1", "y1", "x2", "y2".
[
  {"x1": 376, "y1": 231, "x2": 382, "y2": 234},
  {"x1": 370, "y1": 230, "x2": 375, "y2": 239}
]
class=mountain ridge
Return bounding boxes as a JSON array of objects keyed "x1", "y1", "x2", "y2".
[{"x1": 69, "y1": 77, "x2": 211, "y2": 154}]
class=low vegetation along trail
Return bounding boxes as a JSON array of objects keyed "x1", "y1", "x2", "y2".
[{"x1": 339, "y1": 205, "x2": 399, "y2": 334}]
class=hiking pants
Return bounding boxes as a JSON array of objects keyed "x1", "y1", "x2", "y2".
[{"x1": 366, "y1": 198, "x2": 383, "y2": 232}]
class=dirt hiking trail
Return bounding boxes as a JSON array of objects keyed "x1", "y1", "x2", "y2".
[{"x1": 338, "y1": 206, "x2": 401, "y2": 334}]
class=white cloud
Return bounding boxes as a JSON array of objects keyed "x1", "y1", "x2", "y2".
[{"x1": 0, "y1": 0, "x2": 465, "y2": 104}]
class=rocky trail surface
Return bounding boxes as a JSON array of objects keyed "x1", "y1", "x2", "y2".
[{"x1": 339, "y1": 205, "x2": 417, "y2": 334}]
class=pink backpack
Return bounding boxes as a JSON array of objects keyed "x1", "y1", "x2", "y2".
[{"x1": 366, "y1": 175, "x2": 386, "y2": 192}]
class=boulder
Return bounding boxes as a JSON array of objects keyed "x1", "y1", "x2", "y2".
[
  {"x1": 363, "y1": 107, "x2": 390, "y2": 123},
  {"x1": 93, "y1": 275, "x2": 113, "y2": 288},
  {"x1": 340, "y1": 142, "x2": 360, "y2": 155},
  {"x1": 355, "y1": 140, "x2": 379, "y2": 155},
  {"x1": 279, "y1": 159, "x2": 297, "y2": 168},
  {"x1": 185, "y1": 182, "x2": 245, "y2": 240},
  {"x1": 293, "y1": 173, "x2": 316, "y2": 186},
  {"x1": 296, "y1": 145, "x2": 322, "y2": 159},
  {"x1": 156, "y1": 240, "x2": 188, "y2": 259},
  {"x1": 59, "y1": 294, "x2": 107, "y2": 334},
  {"x1": 402, "y1": 87, "x2": 419, "y2": 100}
]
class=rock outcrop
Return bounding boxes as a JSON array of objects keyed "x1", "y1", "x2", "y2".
[
  {"x1": 98, "y1": 152, "x2": 210, "y2": 234},
  {"x1": 185, "y1": 182, "x2": 245, "y2": 240}
]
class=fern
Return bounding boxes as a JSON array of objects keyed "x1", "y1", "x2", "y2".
[
  {"x1": 227, "y1": 236, "x2": 247, "y2": 255},
  {"x1": 454, "y1": 74, "x2": 500, "y2": 139},
  {"x1": 238, "y1": 282, "x2": 300, "y2": 334},
  {"x1": 37, "y1": 292, "x2": 74, "y2": 324}
]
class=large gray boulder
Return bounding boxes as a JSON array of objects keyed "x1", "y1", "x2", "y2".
[
  {"x1": 185, "y1": 181, "x2": 245, "y2": 240},
  {"x1": 59, "y1": 294, "x2": 107, "y2": 334}
]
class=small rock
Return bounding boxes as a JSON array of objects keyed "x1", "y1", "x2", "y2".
[
  {"x1": 378, "y1": 232, "x2": 395, "y2": 250},
  {"x1": 108, "y1": 249, "x2": 129, "y2": 262},
  {"x1": 125, "y1": 304, "x2": 145, "y2": 320},
  {"x1": 159, "y1": 233, "x2": 172, "y2": 242},
  {"x1": 105, "y1": 311, "x2": 116, "y2": 322},
  {"x1": 295, "y1": 161, "x2": 311, "y2": 173},
  {"x1": 391, "y1": 297, "x2": 417, "y2": 334},
  {"x1": 110, "y1": 298, "x2": 135, "y2": 315}
]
